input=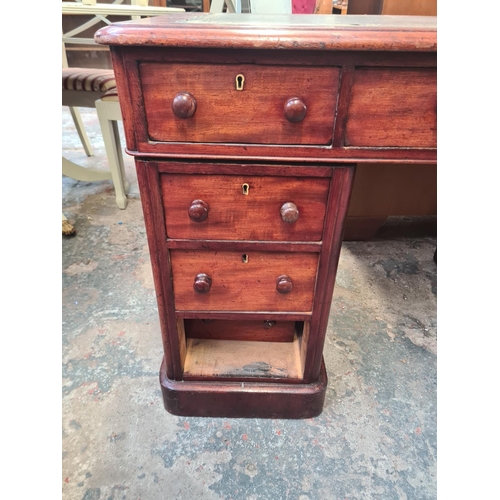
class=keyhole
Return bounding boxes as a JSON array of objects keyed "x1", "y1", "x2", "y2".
[
  {"x1": 236, "y1": 74, "x2": 245, "y2": 91},
  {"x1": 242, "y1": 254, "x2": 249, "y2": 264},
  {"x1": 242, "y1": 183, "x2": 249, "y2": 195}
]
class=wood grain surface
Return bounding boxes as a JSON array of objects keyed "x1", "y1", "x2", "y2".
[
  {"x1": 170, "y1": 250, "x2": 319, "y2": 312},
  {"x1": 166, "y1": 239, "x2": 321, "y2": 253},
  {"x1": 110, "y1": 46, "x2": 436, "y2": 162},
  {"x1": 177, "y1": 311, "x2": 312, "y2": 321},
  {"x1": 140, "y1": 62, "x2": 339, "y2": 145},
  {"x1": 98, "y1": 14, "x2": 436, "y2": 417},
  {"x1": 101, "y1": 16, "x2": 436, "y2": 163},
  {"x1": 95, "y1": 13, "x2": 437, "y2": 53},
  {"x1": 381, "y1": 0, "x2": 436, "y2": 16},
  {"x1": 303, "y1": 166, "x2": 356, "y2": 381},
  {"x1": 156, "y1": 161, "x2": 334, "y2": 177},
  {"x1": 182, "y1": 337, "x2": 303, "y2": 381},
  {"x1": 345, "y1": 68, "x2": 437, "y2": 147},
  {"x1": 160, "y1": 356, "x2": 328, "y2": 419},
  {"x1": 161, "y1": 173, "x2": 330, "y2": 241},
  {"x1": 184, "y1": 318, "x2": 297, "y2": 342},
  {"x1": 135, "y1": 161, "x2": 184, "y2": 380}
]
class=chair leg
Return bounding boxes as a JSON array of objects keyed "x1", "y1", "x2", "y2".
[
  {"x1": 111, "y1": 120, "x2": 130, "y2": 196},
  {"x1": 209, "y1": 0, "x2": 225, "y2": 12},
  {"x1": 62, "y1": 156, "x2": 112, "y2": 182},
  {"x1": 69, "y1": 107, "x2": 93, "y2": 157},
  {"x1": 95, "y1": 99, "x2": 128, "y2": 210}
]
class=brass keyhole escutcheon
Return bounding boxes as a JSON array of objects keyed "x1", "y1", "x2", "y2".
[
  {"x1": 242, "y1": 254, "x2": 249, "y2": 264},
  {"x1": 242, "y1": 183, "x2": 250, "y2": 195},
  {"x1": 235, "y1": 74, "x2": 245, "y2": 91}
]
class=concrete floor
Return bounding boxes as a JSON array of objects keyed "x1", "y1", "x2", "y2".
[{"x1": 62, "y1": 107, "x2": 437, "y2": 500}]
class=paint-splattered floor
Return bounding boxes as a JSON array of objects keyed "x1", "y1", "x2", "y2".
[{"x1": 63, "y1": 107, "x2": 437, "y2": 500}]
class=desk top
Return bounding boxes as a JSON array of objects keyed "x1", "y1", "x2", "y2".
[{"x1": 95, "y1": 13, "x2": 437, "y2": 52}]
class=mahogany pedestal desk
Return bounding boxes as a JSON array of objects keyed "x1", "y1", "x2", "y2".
[{"x1": 96, "y1": 14, "x2": 437, "y2": 419}]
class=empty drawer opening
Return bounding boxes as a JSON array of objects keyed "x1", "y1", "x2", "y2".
[{"x1": 177, "y1": 319, "x2": 311, "y2": 382}]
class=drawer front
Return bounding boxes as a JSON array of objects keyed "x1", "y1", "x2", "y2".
[
  {"x1": 345, "y1": 68, "x2": 437, "y2": 148},
  {"x1": 170, "y1": 250, "x2": 319, "y2": 312},
  {"x1": 140, "y1": 63, "x2": 340, "y2": 145},
  {"x1": 162, "y1": 174, "x2": 330, "y2": 242},
  {"x1": 183, "y1": 319, "x2": 296, "y2": 343}
]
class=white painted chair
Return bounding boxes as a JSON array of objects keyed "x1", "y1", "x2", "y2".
[
  {"x1": 209, "y1": 0, "x2": 240, "y2": 12},
  {"x1": 209, "y1": 0, "x2": 292, "y2": 15},
  {"x1": 62, "y1": 62, "x2": 129, "y2": 209},
  {"x1": 248, "y1": 0, "x2": 292, "y2": 14},
  {"x1": 62, "y1": 1, "x2": 184, "y2": 214}
]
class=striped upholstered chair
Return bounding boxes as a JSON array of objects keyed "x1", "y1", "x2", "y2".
[
  {"x1": 62, "y1": 66, "x2": 129, "y2": 211},
  {"x1": 62, "y1": 2, "x2": 185, "y2": 234},
  {"x1": 62, "y1": 3, "x2": 185, "y2": 219}
]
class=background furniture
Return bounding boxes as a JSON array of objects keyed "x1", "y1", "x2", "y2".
[
  {"x1": 62, "y1": 64, "x2": 129, "y2": 209},
  {"x1": 297, "y1": 0, "x2": 436, "y2": 240},
  {"x1": 314, "y1": 0, "x2": 349, "y2": 14},
  {"x1": 344, "y1": 0, "x2": 435, "y2": 15},
  {"x1": 96, "y1": 13, "x2": 436, "y2": 418},
  {"x1": 380, "y1": 0, "x2": 436, "y2": 16},
  {"x1": 62, "y1": 1, "x2": 183, "y2": 211},
  {"x1": 340, "y1": 0, "x2": 437, "y2": 239},
  {"x1": 65, "y1": 0, "x2": 437, "y2": 240}
]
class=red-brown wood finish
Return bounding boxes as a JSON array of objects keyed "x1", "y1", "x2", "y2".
[
  {"x1": 96, "y1": 14, "x2": 436, "y2": 418},
  {"x1": 184, "y1": 318, "x2": 297, "y2": 342},
  {"x1": 171, "y1": 91, "x2": 197, "y2": 119},
  {"x1": 345, "y1": 68, "x2": 437, "y2": 147},
  {"x1": 193, "y1": 273, "x2": 212, "y2": 294},
  {"x1": 140, "y1": 62, "x2": 339, "y2": 145},
  {"x1": 170, "y1": 249, "x2": 319, "y2": 312},
  {"x1": 280, "y1": 203, "x2": 300, "y2": 224},
  {"x1": 187, "y1": 199, "x2": 209, "y2": 223},
  {"x1": 165, "y1": 239, "x2": 322, "y2": 253},
  {"x1": 135, "y1": 161, "x2": 183, "y2": 380},
  {"x1": 283, "y1": 97, "x2": 308, "y2": 123},
  {"x1": 95, "y1": 13, "x2": 437, "y2": 52},
  {"x1": 99, "y1": 15, "x2": 436, "y2": 163},
  {"x1": 160, "y1": 356, "x2": 328, "y2": 419},
  {"x1": 304, "y1": 167, "x2": 356, "y2": 382},
  {"x1": 161, "y1": 172, "x2": 330, "y2": 242}
]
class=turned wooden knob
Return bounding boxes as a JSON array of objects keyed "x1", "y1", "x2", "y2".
[
  {"x1": 172, "y1": 92, "x2": 197, "y2": 119},
  {"x1": 276, "y1": 275, "x2": 293, "y2": 294},
  {"x1": 193, "y1": 273, "x2": 212, "y2": 294},
  {"x1": 284, "y1": 97, "x2": 307, "y2": 122},
  {"x1": 280, "y1": 202, "x2": 299, "y2": 223},
  {"x1": 188, "y1": 199, "x2": 209, "y2": 222}
]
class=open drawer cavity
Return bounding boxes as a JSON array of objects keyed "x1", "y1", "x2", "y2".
[{"x1": 177, "y1": 319, "x2": 311, "y2": 383}]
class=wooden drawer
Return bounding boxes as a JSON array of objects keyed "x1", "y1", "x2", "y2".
[
  {"x1": 161, "y1": 173, "x2": 330, "y2": 242},
  {"x1": 170, "y1": 250, "x2": 319, "y2": 312},
  {"x1": 140, "y1": 63, "x2": 340, "y2": 145},
  {"x1": 183, "y1": 319, "x2": 297, "y2": 342},
  {"x1": 345, "y1": 68, "x2": 437, "y2": 148}
]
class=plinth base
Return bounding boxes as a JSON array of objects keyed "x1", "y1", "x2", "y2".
[{"x1": 160, "y1": 357, "x2": 328, "y2": 419}]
